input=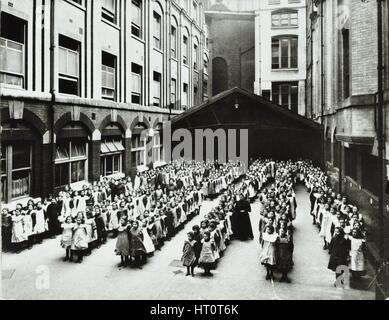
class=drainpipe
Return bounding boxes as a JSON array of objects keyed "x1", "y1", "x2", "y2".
[
  {"x1": 376, "y1": 0, "x2": 386, "y2": 298},
  {"x1": 49, "y1": 0, "x2": 56, "y2": 195},
  {"x1": 320, "y1": 0, "x2": 325, "y2": 124},
  {"x1": 320, "y1": 1, "x2": 326, "y2": 170}
]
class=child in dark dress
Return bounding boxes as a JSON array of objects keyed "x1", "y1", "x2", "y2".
[
  {"x1": 115, "y1": 216, "x2": 130, "y2": 267},
  {"x1": 129, "y1": 220, "x2": 147, "y2": 269},
  {"x1": 328, "y1": 227, "x2": 351, "y2": 286},
  {"x1": 181, "y1": 232, "x2": 197, "y2": 276},
  {"x1": 276, "y1": 228, "x2": 294, "y2": 283}
]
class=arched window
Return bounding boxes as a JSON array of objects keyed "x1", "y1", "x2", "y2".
[
  {"x1": 1, "y1": 121, "x2": 34, "y2": 201},
  {"x1": 55, "y1": 123, "x2": 89, "y2": 189},
  {"x1": 100, "y1": 123, "x2": 125, "y2": 177},
  {"x1": 212, "y1": 57, "x2": 228, "y2": 95},
  {"x1": 272, "y1": 35, "x2": 298, "y2": 69},
  {"x1": 131, "y1": 123, "x2": 148, "y2": 169},
  {"x1": 152, "y1": 3, "x2": 163, "y2": 50},
  {"x1": 182, "y1": 27, "x2": 190, "y2": 65},
  {"x1": 152, "y1": 124, "x2": 164, "y2": 165},
  {"x1": 171, "y1": 16, "x2": 178, "y2": 58},
  {"x1": 193, "y1": 36, "x2": 199, "y2": 70},
  {"x1": 271, "y1": 9, "x2": 298, "y2": 28}
]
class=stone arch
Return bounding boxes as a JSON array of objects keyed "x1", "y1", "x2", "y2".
[
  {"x1": 1, "y1": 107, "x2": 47, "y2": 136},
  {"x1": 212, "y1": 57, "x2": 228, "y2": 95},
  {"x1": 99, "y1": 114, "x2": 128, "y2": 133},
  {"x1": 130, "y1": 116, "x2": 151, "y2": 132},
  {"x1": 152, "y1": 117, "x2": 164, "y2": 129},
  {"x1": 54, "y1": 112, "x2": 95, "y2": 135}
]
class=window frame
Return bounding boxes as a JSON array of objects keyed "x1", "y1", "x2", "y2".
[
  {"x1": 272, "y1": 82, "x2": 299, "y2": 112},
  {"x1": 131, "y1": 63, "x2": 143, "y2": 105},
  {"x1": 0, "y1": 37, "x2": 25, "y2": 89},
  {"x1": 171, "y1": 25, "x2": 177, "y2": 59},
  {"x1": 131, "y1": 0, "x2": 143, "y2": 39},
  {"x1": 102, "y1": 0, "x2": 117, "y2": 24},
  {"x1": 183, "y1": 35, "x2": 189, "y2": 65},
  {"x1": 58, "y1": 35, "x2": 81, "y2": 96},
  {"x1": 153, "y1": 11, "x2": 162, "y2": 50},
  {"x1": 271, "y1": 36, "x2": 298, "y2": 70},
  {"x1": 131, "y1": 134, "x2": 146, "y2": 168},
  {"x1": 100, "y1": 137, "x2": 123, "y2": 177},
  {"x1": 271, "y1": 10, "x2": 298, "y2": 28},
  {"x1": 153, "y1": 71, "x2": 162, "y2": 107},
  {"x1": 171, "y1": 78, "x2": 177, "y2": 109},
  {"x1": 54, "y1": 139, "x2": 88, "y2": 188},
  {"x1": 1, "y1": 144, "x2": 32, "y2": 203}
]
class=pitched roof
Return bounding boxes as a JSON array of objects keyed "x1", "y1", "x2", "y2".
[{"x1": 171, "y1": 87, "x2": 323, "y2": 130}]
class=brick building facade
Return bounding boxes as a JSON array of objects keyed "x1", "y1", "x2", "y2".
[
  {"x1": 0, "y1": 0, "x2": 210, "y2": 208},
  {"x1": 204, "y1": 0, "x2": 307, "y2": 116},
  {"x1": 306, "y1": 0, "x2": 389, "y2": 263}
]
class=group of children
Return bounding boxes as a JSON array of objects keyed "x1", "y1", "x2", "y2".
[
  {"x1": 57, "y1": 160, "x2": 246, "y2": 267},
  {"x1": 3, "y1": 157, "x2": 369, "y2": 288},
  {"x1": 2, "y1": 198, "x2": 62, "y2": 253},
  {"x1": 301, "y1": 161, "x2": 367, "y2": 286},
  {"x1": 252, "y1": 160, "x2": 297, "y2": 283},
  {"x1": 181, "y1": 171, "x2": 253, "y2": 276}
]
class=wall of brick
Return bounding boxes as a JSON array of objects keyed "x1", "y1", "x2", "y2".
[
  {"x1": 208, "y1": 14, "x2": 255, "y2": 94},
  {"x1": 350, "y1": 0, "x2": 378, "y2": 96}
]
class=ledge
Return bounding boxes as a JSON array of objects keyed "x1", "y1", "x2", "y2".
[
  {"x1": 335, "y1": 134, "x2": 375, "y2": 146},
  {"x1": 0, "y1": 89, "x2": 183, "y2": 116}
]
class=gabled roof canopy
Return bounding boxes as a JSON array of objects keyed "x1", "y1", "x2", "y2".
[{"x1": 171, "y1": 87, "x2": 323, "y2": 132}]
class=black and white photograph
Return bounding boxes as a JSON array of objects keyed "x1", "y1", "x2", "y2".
[{"x1": 0, "y1": 0, "x2": 389, "y2": 305}]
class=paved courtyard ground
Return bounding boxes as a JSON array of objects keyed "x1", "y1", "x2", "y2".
[{"x1": 1, "y1": 185, "x2": 375, "y2": 300}]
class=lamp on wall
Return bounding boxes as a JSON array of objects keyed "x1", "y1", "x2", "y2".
[{"x1": 234, "y1": 95, "x2": 239, "y2": 109}]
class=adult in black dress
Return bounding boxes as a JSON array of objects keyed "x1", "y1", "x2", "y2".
[
  {"x1": 232, "y1": 194, "x2": 254, "y2": 240},
  {"x1": 47, "y1": 197, "x2": 61, "y2": 237},
  {"x1": 328, "y1": 227, "x2": 351, "y2": 284}
]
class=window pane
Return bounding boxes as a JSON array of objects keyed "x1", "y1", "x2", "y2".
[
  {"x1": 59, "y1": 47, "x2": 67, "y2": 74},
  {"x1": 106, "y1": 156, "x2": 113, "y2": 175},
  {"x1": 12, "y1": 144, "x2": 30, "y2": 169},
  {"x1": 4, "y1": 40, "x2": 23, "y2": 74},
  {"x1": 291, "y1": 85, "x2": 298, "y2": 113},
  {"x1": 281, "y1": 39, "x2": 289, "y2": 68},
  {"x1": 272, "y1": 42, "x2": 279, "y2": 69},
  {"x1": 132, "y1": 72, "x2": 141, "y2": 93},
  {"x1": 290, "y1": 38, "x2": 298, "y2": 68},
  {"x1": 71, "y1": 140, "x2": 86, "y2": 158},
  {"x1": 55, "y1": 163, "x2": 69, "y2": 187},
  {"x1": 67, "y1": 50, "x2": 78, "y2": 77},
  {"x1": 56, "y1": 143, "x2": 70, "y2": 160},
  {"x1": 114, "y1": 155, "x2": 120, "y2": 172},
  {"x1": 281, "y1": 85, "x2": 290, "y2": 108},
  {"x1": 1, "y1": 145, "x2": 7, "y2": 175},
  {"x1": 71, "y1": 160, "x2": 85, "y2": 183},
  {"x1": 1, "y1": 176, "x2": 7, "y2": 202},
  {"x1": 11, "y1": 169, "x2": 29, "y2": 198},
  {"x1": 103, "y1": 0, "x2": 115, "y2": 11},
  {"x1": 132, "y1": 0, "x2": 142, "y2": 27}
]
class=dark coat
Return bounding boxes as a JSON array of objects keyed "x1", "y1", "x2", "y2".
[
  {"x1": 328, "y1": 235, "x2": 350, "y2": 272},
  {"x1": 232, "y1": 199, "x2": 253, "y2": 240}
]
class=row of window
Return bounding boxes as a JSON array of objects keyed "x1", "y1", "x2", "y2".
[
  {"x1": 69, "y1": 0, "x2": 202, "y2": 25},
  {"x1": 1, "y1": 132, "x2": 164, "y2": 203},
  {"x1": 0, "y1": 11, "x2": 208, "y2": 108}
]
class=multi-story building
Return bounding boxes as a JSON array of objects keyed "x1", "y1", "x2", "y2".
[
  {"x1": 255, "y1": 0, "x2": 307, "y2": 116},
  {"x1": 204, "y1": 0, "x2": 307, "y2": 116},
  {"x1": 306, "y1": 0, "x2": 389, "y2": 265},
  {"x1": 0, "y1": 0, "x2": 210, "y2": 207}
]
